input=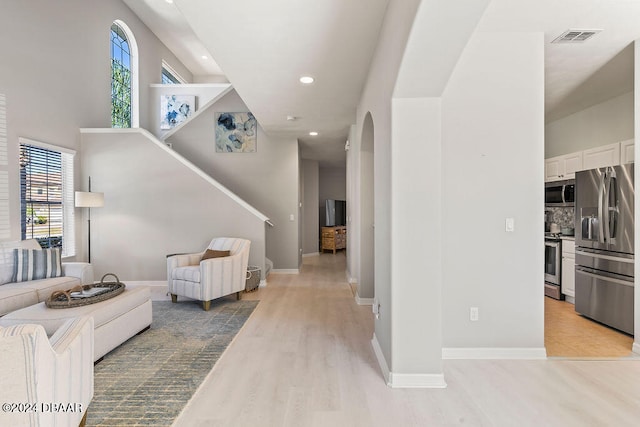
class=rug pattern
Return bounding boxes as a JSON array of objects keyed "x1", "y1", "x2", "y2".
[{"x1": 86, "y1": 298, "x2": 258, "y2": 426}]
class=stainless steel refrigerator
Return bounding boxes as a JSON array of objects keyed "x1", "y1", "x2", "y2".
[{"x1": 575, "y1": 163, "x2": 634, "y2": 335}]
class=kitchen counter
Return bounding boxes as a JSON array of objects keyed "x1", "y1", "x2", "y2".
[{"x1": 544, "y1": 232, "x2": 574, "y2": 241}]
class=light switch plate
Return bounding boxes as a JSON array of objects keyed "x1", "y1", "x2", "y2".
[{"x1": 505, "y1": 217, "x2": 515, "y2": 232}]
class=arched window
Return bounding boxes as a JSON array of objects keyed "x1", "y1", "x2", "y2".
[{"x1": 110, "y1": 21, "x2": 138, "y2": 128}]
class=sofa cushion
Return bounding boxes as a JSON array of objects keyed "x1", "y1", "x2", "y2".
[
  {"x1": 0, "y1": 287, "x2": 39, "y2": 317},
  {"x1": 0, "y1": 276, "x2": 81, "y2": 303},
  {"x1": 12, "y1": 248, "x2": 62, "y2": 283},
  {"x1": 171, "y1": 266, "x2": 201, "y2": 283},
  {"x1": 171, "y1": 265, "x2": 200, "y2": 283},
  {"x1": 28, "y1": 276, "x2": 83, "y2": 302},
  {"x1": 0, "y1": 239, "x2": 41, "y2": 285}
]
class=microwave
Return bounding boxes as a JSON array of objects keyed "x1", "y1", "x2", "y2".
[{"x1": 545, "y1": 179, "x2": 575, "y2": 207}]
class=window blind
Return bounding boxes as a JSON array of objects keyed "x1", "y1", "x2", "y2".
[
  {"x1": 19, "y1": 139, "x2": 75, "y2": 257},
  {"x1": 0, "y1": 94, "x2": 8, "y2": 239}
]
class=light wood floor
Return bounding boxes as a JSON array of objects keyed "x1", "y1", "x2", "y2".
[
  {"x1": 545, "y1": 297, "x2": 635, "y2": 358},
  {"x1": 174, "y1": 253, "x2": 640, "y2": 427}
]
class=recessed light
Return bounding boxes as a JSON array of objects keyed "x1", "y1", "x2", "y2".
[
  {"x1": 299, "y1": 76, "x2": 314, "y2": 84},
  {"x1": 309, "y1": 131, "x2": 318, "y2": 136},
  {"x1": 165, "y1": 0, "x2": 174, "y2": 3},
  {"x1": 201, "y1": 55, "x2": 208, "y2": 60}
]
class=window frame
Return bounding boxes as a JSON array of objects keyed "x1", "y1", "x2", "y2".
[
  {"x1": 18, "y1": 137, "x2": 76, "y2": 258},
  {"x1": 161, "y1": 61, "x2": 187, "y2": 84},
  {"x1": 110, "y1": 20, "x2": 139, "y2": 128}
]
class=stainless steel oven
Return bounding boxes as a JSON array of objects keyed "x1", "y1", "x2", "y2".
[{"x1": 544, "y1": 237, "x2": 562, "y2": 299}]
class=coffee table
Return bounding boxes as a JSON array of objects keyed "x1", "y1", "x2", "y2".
[{"x1": 0, "y1": 286, "x2": 152, "y2": 362}]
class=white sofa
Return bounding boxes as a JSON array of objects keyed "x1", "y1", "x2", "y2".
[
  {"x1": 0, "y1": 316, "x2": 94, "y2": 427},
  {"x1": 0, "y1": 239, "x2": 94, "y2": 317}
]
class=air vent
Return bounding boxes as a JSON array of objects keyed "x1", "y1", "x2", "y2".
[{"x1": 552, "y1": 29, "x2": 602, "y2": 43}]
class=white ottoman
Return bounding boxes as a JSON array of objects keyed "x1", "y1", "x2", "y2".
[{"x1": 0, "y1": 286, "x2": 152, "y2": 361}]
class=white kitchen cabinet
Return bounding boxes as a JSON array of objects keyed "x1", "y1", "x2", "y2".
[
  {"x1": 620, "y1": 139, "x2": 634, "y2": 164},
  {"x1": 582, "y1": 142, "x2": 621, "y2": 170},
  {"x1": 561, "y1": 239, "x2": 575, "y2": 302},
  {"x1": 544, "y1": 152, "x2": 583, "y2": 182}
]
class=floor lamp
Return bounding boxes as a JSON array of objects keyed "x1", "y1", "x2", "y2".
[{"x1": 75, "y1": 177, "x2": 104, "y2": 263}]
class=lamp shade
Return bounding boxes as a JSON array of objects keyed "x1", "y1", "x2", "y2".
[{"x1": 75, "y1": 191, "x2": 104, "y2": 208}]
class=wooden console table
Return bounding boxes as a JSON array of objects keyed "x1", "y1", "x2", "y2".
[{"x1": 321, "y1": 226, "x2": 347, "y2": 254}]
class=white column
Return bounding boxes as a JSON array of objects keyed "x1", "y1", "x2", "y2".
[{"x1": 389, "y1": 97, "x2": 445, "y2": 387}]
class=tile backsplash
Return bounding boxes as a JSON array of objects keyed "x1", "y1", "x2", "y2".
[{"x1": 546, "y1": 207, "x2": 575, "y2": 228}]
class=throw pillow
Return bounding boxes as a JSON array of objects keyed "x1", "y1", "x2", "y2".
[
  {"x1": 201, "y1": 249, "x2": 230, "y2": 261},
  {"x1": 0, "y1": 239, "x2": 42, "y2": 285},
  {"x1": 12, "y1": 248, "x2": 63, "y2": 283}
]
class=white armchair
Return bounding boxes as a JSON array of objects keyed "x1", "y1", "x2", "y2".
[
  {"x1": 167, "y1": 237, "x2": 251, "y2": 311},
  {"x1": 0, "y1": 316, "x2": 94, "y2": 427}
]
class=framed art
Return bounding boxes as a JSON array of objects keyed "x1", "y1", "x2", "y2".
[
  {"x1": 160, "y1": 95, "x2": 196, "y2": 129},
  {"x1": 215, "y1": 112, "x2": 257, "y2": 153}
]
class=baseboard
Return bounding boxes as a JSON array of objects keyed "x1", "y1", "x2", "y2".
[
  {"x1": 442, "y1": 347, "x2": 548, "y2": 360},
  {"x1": 270, "y1": 269, "x2": 300, "y2": 274},
  {"x1": 259, "y1": 279, "x2": 267, "y2": 288},
  {"x1": 389, "y1": 372, "x2": 447, "y2": 389},
  {"x1": 371, "y1": 335, "x2": 447, "y2": 388},
  {"x1": 302, "y1": 252, "x2": 320, "y2": 258},
  {"x1": 371, "y1": 334, "x2": 390, "y2": 384},
  {"x1": 125, "y1": 281, "x2": 170, "y2": 301},
  {"x1": 633, "y1": 342, "x2": 640, "y2": 355},
  {"x1": 355, "y1": 295, "x2": 374, "y2": 305}
]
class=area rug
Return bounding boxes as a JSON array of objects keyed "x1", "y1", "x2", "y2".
[{"x1": 86, "y1": 297, "x2": 258, "y2": 427}]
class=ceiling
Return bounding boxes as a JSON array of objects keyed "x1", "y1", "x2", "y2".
[{"x1": 124, "y1": 0, "x2": 640, "y2": 167}]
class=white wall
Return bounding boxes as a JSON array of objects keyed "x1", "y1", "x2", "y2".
[
  {"x1": 356, "y1": 0, "x2": 544, "y2": 384},
  {"x1": 441, "y1": 31, "x2": 545, "y2": 350},
  {"x1": 355, "y1": 0, "x2": 423, "y2": 369},
  {"x1": 319, "y1": 168, "x2": 346, "y2": 202},
  {"x1": 80, "y1": 130, "x2": 266, "y2": 282},
  {"x1": 346, "y1": 125, "x2": 358, "y2": 282},
  {"x1": 166, "y1": 90, "x2": 300, "y2": 270},
  {"x1": 546, "y1": 91, "x2": 634, "y2": 158},
  {"x1": 0, "y1": 0, "x2": 192, "y2": 250},
  {"x1": 302, "y1": 160, "x2": 319, "y2": 255},
  {"x1": 391, "y1": 97, "x2": 443, "y2": 377},
  {"x1": 355, "y1": 0, "x2": 495, "y2": 383}
]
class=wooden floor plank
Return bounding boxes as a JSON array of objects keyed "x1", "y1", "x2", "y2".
[
  {"x1": 175, "y1": 253, "x2": 640, "y2": 427},
  {"x1": 544, "y1": 297, "x2": 634, "y2": 357}
]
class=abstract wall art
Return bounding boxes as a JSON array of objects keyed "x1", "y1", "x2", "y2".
[
  {"x1": 215, "y1": 112, "x2": 257, "y2": 153},
  {"x1": 160, "y1": 95, "x2": 196, "y2": 129}
]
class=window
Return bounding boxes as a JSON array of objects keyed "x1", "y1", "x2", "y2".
[
  {"x1": 111, "y1": 22, "x2": 132, "y2": 128},
  {"x1": 161, "y1": 61, "x2": 186, "y2": 84},
  {"x1": 162, "y1": 67, "x2": 180, "y2": 84},
  {"x1": 0, "y1": 94, "x2": 8, "y2": 240},
  {"x1": 110, "y1": 21, "x2": 138, "y2": 128},
  {"x1": 19, "y1": 139, "x2": 75, "y2": 257}
]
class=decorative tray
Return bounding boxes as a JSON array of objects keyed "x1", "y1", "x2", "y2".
[{"x1": 45, "y1": 273, "x2": 125, "y2": 309}]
